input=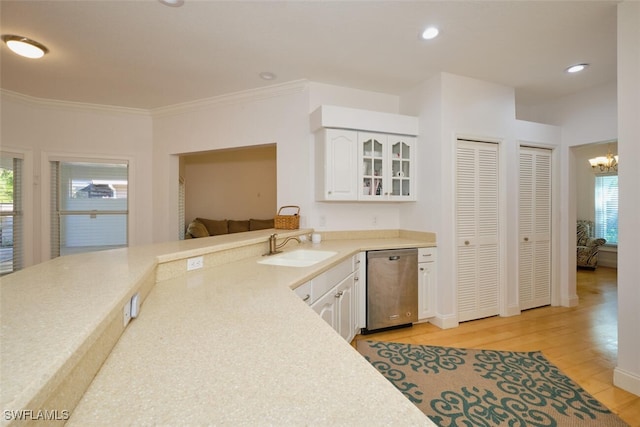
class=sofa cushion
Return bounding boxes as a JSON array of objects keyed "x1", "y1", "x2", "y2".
[
  {"x1": 249, "y1": 218, "x2": 274, "y2": 231},
  {"x1": 228, "y1": 220, "x2": 250, "y2": 233},
  {"x1": 196, "y1": 218, "x2": 228, "y2": 236},
  {"x1": 186, "y1": 220, "x2": 210, "y2": 238}
]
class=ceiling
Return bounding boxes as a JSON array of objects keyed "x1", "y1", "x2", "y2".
[{"x1": 0, "y1": 0, "x2": 618, "y2": 111}]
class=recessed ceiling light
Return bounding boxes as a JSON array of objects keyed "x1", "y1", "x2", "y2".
[
  {"x1": 158, "y1": 0, "x2": 184, "y2": 7},
  {"x1": 259, "y1": 72, "x2": 277, "y2": 81},
  {"x1": 1, "y1": 34, "x2": 48, "y2": 59},
  {"x1": 421, "y1": 27, "x2": 440, "y2": 40},
  {"x1": 566, "y1": 63, "x2": 589, "y2": 73}
]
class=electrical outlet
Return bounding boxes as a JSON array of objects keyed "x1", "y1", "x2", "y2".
[
  {"x1": 123, "y1": 300, "x2": 132, "y2": 327},
  {"x1": 187, "y1": 256, "x2": 204, "y2": 271},
  {"x1": 372, "y1": 215, "x2": 378, "y2": 226},
  {"x1": 319, "y1": 215, "x2": 326, "y2": 227}
]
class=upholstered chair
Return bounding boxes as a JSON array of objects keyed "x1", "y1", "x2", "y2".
[{"x1": 577, "y1": 220, "x2": 606, "y2": 269}]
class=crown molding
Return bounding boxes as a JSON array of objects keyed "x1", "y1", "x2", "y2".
[
  {"x1": 0, "y1": 89, "x2": 151, "y2": 117},
  {"x1": 150, "y1": 79, "x2": 309, "y2": 118},
  {"x1": 1, "y1": 79, "x2": 309, "y2": 118}
]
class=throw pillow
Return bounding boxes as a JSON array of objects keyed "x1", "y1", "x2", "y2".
[
  {"x1": 196, "y1": 218, "x2": 229, "y2": 236},
  {"x1": 187, "y1": 221, "x2": 209, "y2": 238},
  {"x1": 228, "y1": 220, "x2": 250, "y2": 233}
]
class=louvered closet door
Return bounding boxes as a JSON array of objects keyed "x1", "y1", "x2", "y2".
[
  {"x1": 518, "y1": 147, "x2": 551, "y2": 310},
  {"x1": 456, "y1": 140, "x2": 500, "y2": 322}
]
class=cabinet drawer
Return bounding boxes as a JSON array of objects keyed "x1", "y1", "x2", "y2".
[
  {"x1": 311, "y1": 258, "x2": 352, "y2": 300},
  {"x1": 294, "y1": 281, "x2": 312, "y2": 305},
  {"x1": 418, "y1": 247, "x2": 437, "y2": 263}
]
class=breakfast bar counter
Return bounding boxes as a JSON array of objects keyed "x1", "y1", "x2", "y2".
[{"x1": 1, "y1": 229, "x2": 436, "y2": 426}]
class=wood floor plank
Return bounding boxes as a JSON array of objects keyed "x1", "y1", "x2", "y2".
[{"x1": 353, "y1": 267, "x2": 640, "y2": 426}]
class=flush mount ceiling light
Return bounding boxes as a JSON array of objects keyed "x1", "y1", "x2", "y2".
[
  {"x1": 158, "y1": 0, "x2": 184, "y2": 7},
  {"x1": 421, "y1": 27, "x2": 440, "y2": 40},
  {"x1": 259, "y1": 72, "x2": 277, "y2": 81},
  {"x1": 1, "y1": 34, "x2": 49, "y2": 59},
  {"x1": 566, "y1": 63, "x2": 589, "y2": 73}
]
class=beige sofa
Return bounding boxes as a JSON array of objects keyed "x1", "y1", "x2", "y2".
[{"x1": 186, "y1": 217, "x2": 274, "y2": 238}]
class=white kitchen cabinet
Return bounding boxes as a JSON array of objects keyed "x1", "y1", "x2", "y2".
[
  {"x1": 314, "y1": 128, "x2": 359, "y2": 201},
  {"x1": 312, "y1": 283, "x2": 340, "y2": 331},
  {"x1": 294, "y1": 280, "x2": 312, "y2": 305},
  {"x1": 358, "y1": 132, "x2": 416, "y2": 201},
  {"x1": 310, "y1": 254, "x2": 362, "y2": 343},
  {"x1": 314, "y1": 128, "x2": 416, "y2": 202},
  {"x1": 352, "y1": 252, "x2": 365, "y2": 338},
  {"x1": 418, "y1": 247, "x2": 437, "y2": 320}
]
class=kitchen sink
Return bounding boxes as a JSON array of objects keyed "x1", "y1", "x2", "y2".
[{"x1": 258, "y1": 249, "x2": 337, "y2": 267}]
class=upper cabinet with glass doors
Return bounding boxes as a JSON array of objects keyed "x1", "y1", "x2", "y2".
[
  {"x1": 311, "y1": 105, "x2": 418, "y2": 202},
  {"x1": 359, "y1": 132, "x2": 416, "y2": 201}
]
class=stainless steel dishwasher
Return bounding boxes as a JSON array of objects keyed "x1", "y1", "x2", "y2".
[{"x1": 363, "y1": 248, "x2": 418, "y2": 334}]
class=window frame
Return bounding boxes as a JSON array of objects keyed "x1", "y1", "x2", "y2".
[{"x1": 594, "y1": 172, "x2": 618, "y2": 247}]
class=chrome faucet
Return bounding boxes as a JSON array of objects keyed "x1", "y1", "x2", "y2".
[{"x1": 267, "y1": 233, "x2": 301, "y2": 255}]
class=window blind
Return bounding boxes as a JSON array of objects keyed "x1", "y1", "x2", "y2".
[
  {"x1": 51, "y1": 161, "x2": 128, "y2": 256},
  {"x1": 0, "y1": 155, "x2": 23, "y2": 274},
  {"x1": 595, "y1": 174, "x2": 618, "y2": 245}
]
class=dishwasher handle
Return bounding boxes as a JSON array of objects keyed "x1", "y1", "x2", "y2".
[{"x1": 388, "y1": 256, "x2": 400, "y2": 261}]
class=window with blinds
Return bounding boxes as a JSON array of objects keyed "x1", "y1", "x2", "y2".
[
  {"x1": 51, "y1": 161, "x2": 128, "y2": 256},
  {"x1": 595, "y1": 174, "x2": 618, "y2": 246},
  {"x1": 0, "y1": 155, "x2": 23, "y2": 275}
]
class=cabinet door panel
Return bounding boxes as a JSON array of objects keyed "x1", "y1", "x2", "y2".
[
  {"x1": 359, "y1": 133, "x2": 386, "y2": 200},
  {"x1": 336, "y1": 274, "x2": 355, "y2": 342},
  {"x1": 418, "y1": 261, "x2": 436, "y2": 320},
  {"x1": 315, "y1": 129, "x2": 358, "y2": 201},
  {"x1": 312, "y1": 290, "x2": 338, "y2": 331}
]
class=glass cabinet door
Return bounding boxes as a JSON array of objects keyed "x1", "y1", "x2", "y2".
[
  {"x1": 390, "y1": 141, "x2": 411, "y2": 197},
  {"x1": 361, "y1": 137, "x2": 384, "y2": 197}
]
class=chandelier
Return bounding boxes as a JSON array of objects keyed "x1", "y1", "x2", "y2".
[{"x1": 588, "y1": 149, "x2": 618, "y2": 172}]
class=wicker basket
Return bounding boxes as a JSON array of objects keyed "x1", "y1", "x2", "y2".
[{"x1": 274, "y1": 205, "x2": 300, "y2": 230}]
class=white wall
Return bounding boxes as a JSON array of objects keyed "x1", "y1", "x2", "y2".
[
  {"x1": 399, "y1": 73, "x2": 562, "y2": 328},
  {"x1": 614, "y1": 0, "x2": 640, "y2": 397},
  {"x1": 0, "y1": 91, "x2": 154, "y2": 266},
  {"x1": 151, "y1": 82, "x2": 312, "y2": 242}
]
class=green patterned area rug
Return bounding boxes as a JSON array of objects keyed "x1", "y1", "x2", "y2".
[{"x1": 356, "y1": 340, "x2": 628, "y2": 427}]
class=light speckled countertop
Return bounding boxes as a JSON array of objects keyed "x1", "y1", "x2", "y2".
[{"x1": 1, "y1": 229, "x2": 436, "y2": 426}]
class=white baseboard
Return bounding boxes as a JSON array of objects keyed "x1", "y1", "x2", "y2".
[
  {"x1": 430, "y1": 314, "x2": 458, "y2": 330},
  {"x1": 614, "y1": 367, "x2": 640, "y2": 397},
  {"x1": 503, "y1": 305, "x2": 521, "y2": 317},
  {"x1": 560, "y1": 294, "x2": 580, "y2": 307}
]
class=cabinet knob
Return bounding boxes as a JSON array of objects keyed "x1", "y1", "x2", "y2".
[
  {"x1": 524, "y1": 237, "x2": 529, "y2": 242},
  {"x1": 335, "y1": 291, "x2": 343, "y2": 298},
  {"x1": 302, "y1": 294, "x2": 310, "y2": 302},
  {"x1": 419, "y1": 267, "x2": 425, "y2": 271},
  {"x1": 328, "y1": 191, "x2": 332, "y2": 195},
  {"x1": 464, "y1": 240, "x2": 470, "y2": 246}
]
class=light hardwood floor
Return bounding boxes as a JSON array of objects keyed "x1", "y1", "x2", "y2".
[{"x1": 353, "y1": 267, "x2": 640, "y2": 426}]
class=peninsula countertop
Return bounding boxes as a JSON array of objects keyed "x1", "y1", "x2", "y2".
[{"x1": 1, "y1": 229, "x2": 436, "y2": 426}]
